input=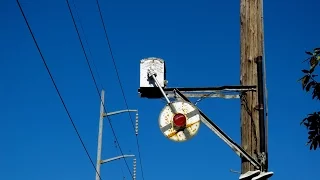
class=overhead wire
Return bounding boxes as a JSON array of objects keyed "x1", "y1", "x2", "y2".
[
  {"x1": 71, "y1": 2, "x2": 127, "y2": 179},
  {"x1": 65, "y1": 0, "x2": 133, "y2": 178},
  {"x1": 94, "y1": 0, "x2": 135, "y2": 130},
  {"x1": 114, "y1": 140, "x2": 126, "y2": 180},
  {"x1": 16, "y1": 0, "x2": 103, "y2": 179},
  {"x1": 94, "y1": 1, "x2": 146, "y2": 180},
  {"x1": 71, "y1": 0, "x2": 103, "y2": 91}
]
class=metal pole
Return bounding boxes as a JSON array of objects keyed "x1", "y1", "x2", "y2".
[
  {"x1": 256, "y1": 56, "x2": 266, "y2": 170},
  {"x1": 149, "y1": 72, "x2": 177, "y2": 113},
  {"x1": 96, "y1": 90, "x2": 105, "y2": 180}
]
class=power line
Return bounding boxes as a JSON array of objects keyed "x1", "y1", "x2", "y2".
[
  {"x1": 94, "y1": 1, "x2": 146, "y2": 180},
  {"x1": 71, "y1": 3, "x2": 130, "y2": 179},
  {"x1": 94, "y1": 0, "x2": 135, "y2": 130},
  {"x1": 72, "y1": 2, "x2": 129, "y2": 179},
  {"x1": 135, "y1": 137, "x2": 145, "y2": 180},
  {"x1": 16, "y1": 0, "x2": 103, "y2": 179},
  {"x1": 65, "y1": 0, "x2": 133, "y2": 178},
  {"x1": 114, "y1": 140, "x2": 126, "y2": 180},
  {"x1": 71, "y1": 0, "x2": 103, "y2": 92}
]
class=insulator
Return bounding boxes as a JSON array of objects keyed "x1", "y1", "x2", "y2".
[
  {"x1": 135, "y1": 112, "x2": 139, "y2": 135},
  {"x1": 133, "y1": 158, "x2": 137, "y2": 180}
]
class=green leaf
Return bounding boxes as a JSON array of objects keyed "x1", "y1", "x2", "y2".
[
  {"x1": 301, "y1": 118, "x2": 308, "y2": 124},
  {"x1": 310, "y1": 125, "x2": 316, "y2": 130},
  {"x1": 310, "y1": 67, "x2": 315, "y2": 74},
  {"x1": 299, "y1": 75, "x2": 307, "y2": 82},
  {"x1": 302, "y1": 69, "x2": 309, "y2": 73},
  {"x1": 306, "y1": 51, "x2": 313, "y2": 55},
  {"x1": 302, "y1": 75, "x2": 310, "y2": 89},
  {"x1": 308, "y1": 131, "x2": 315, "y2": 135},
  {"x1": 310, "y1": 56, "x2": 318, "y2": 67},
  {"x1": 313, "y1": 141, "x2": 318, "y2": 150},
  {"x1": 311, "y1": 84, "x2": 320, "y2": 100},
  {"x1": 306, "y1": 81, "x2": 315, "y2": 92}
]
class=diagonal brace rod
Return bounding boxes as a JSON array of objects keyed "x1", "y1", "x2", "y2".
[
  {"x1": 174, "y1": 88, "x2": 261, "y2": 170},
  {"x1": 148, "y1": 69, "x2": 177, "y2": 113}
]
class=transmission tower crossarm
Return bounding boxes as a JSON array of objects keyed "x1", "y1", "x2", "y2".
[
  {"x1": 105, "y1": 109, "x2": 138, "y2": 117},
  {"x1": 101, "y1": 155, "x2": 135, "y2": 164}
]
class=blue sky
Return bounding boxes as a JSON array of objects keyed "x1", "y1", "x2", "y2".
[{"x1": 1, "y1": 0, "x2": 319, "y2": 180}]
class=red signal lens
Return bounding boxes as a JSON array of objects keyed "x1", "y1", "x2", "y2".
[{"x1": 173, "y1": 113, "x2": 186, "y2": 127}]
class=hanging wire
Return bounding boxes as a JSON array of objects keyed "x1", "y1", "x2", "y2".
[
  {"x1": 16, "y1": 1, "x2": 103, "y2": 179},
  {"x1": 93, "y1": 1, "x2": 146, "y2": 179},
  {"x1": 71, "y1": 0, "x2": 103, "y2": 91},
  {"x1": 114, "y1": 140, "x2": 126, "y2": 180},
  {"x1": 65, "y1": 0, "x2": 133, "y2": 177}
]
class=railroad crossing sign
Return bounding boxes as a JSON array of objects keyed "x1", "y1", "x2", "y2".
[
  {"x1": 159, "y1": 101, "x2": 201, "y2": 142},
  {"x1": 138, "y1": 57, "x2": 274, "y2": 180}
]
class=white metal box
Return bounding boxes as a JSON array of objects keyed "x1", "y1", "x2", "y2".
[{"x1": 140, "y1": 57, "x2": 166, "y2": 88}]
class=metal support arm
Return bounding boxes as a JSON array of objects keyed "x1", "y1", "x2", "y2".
[
  {"x1": 105, "y1": 109, "x2": 138, "y2": 117},
  {"x1": 100, "y1": 155, "x2": 135, "y2": 164},
  {"x1": 138, "y1": 86, "x2": 256, "y2": 99},
  {"x1": 174, "y1": 89, "x2": 262, "y2": 170},
  {"x1": 148, "y1": 69, "x2": 177, "y2": 113}
]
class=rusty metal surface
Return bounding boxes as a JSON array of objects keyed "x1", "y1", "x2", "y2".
[{"x1": 158, "y1": 101, "x2": 201, "y2": 142}]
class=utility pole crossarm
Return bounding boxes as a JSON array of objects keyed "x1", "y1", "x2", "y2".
[
  {"x1": 100, "y1": 155, "x2": 135, "y2": 164},
  {"x1": 105, "y1": 110, "x2": 138, "y2": 117}
]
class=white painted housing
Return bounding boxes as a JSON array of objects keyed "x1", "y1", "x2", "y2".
[{"x1": 139, "y1": 57, "x2": 167, "y2": 88}]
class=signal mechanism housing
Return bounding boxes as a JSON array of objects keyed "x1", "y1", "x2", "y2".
[{"x1": 139, "y1": 57, "x2": 167, "y2": 88}]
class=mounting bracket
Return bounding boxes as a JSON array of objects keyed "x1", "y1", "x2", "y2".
[{"x1": 138, "y1": 86, "x2": 256, "y2": 99}]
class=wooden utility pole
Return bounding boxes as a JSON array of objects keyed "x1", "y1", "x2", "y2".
[{"x1": 240, "y1": 0, "x2": 265, "y2": 174}]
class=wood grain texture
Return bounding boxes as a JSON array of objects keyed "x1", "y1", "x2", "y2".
[{"x1": 240, "y1": 0, "x2": 264, "y2": 173}]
